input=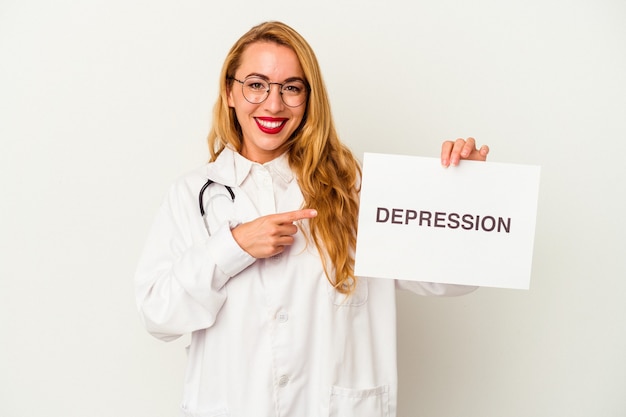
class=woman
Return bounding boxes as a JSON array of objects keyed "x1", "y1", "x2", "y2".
[{"x1": 135, "y1": 21, "x2": 489, "y2": 417}]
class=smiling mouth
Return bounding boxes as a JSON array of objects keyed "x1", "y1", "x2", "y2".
[{"x1": 255, "y1": 117, "x2": 287, "y2": 134}]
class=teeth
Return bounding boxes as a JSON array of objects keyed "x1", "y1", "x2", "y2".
[{"x1": 257, "y1": 119, "x2": 283, "y2": 129}]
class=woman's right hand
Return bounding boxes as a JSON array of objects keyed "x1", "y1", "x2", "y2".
[{"x1": 231, "y1": 209, "x2": 317, "y2": 258}]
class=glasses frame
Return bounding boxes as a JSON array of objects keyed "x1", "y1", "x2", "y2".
[{"x1": 230, "y1": 76, "x2": 309, "y2": 108}]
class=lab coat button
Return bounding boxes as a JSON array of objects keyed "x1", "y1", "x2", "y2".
[
  {"x1": 276, "y1": 310, "x2": 289, "y2": 323},
  {"x1": 277, "y1": 375, "x2": 289, "y2": 387}
]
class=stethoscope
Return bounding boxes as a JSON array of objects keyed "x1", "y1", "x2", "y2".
[{"x1": 198, "y1": 179, "x2": 235, "y2": 216}]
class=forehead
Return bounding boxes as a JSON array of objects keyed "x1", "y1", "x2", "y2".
[{"x1": 237, "y1": 41, "x2": 304, "y2": 79}]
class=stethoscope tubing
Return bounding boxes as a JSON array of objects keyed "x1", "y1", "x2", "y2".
[{"x1": 198, "y1": 179, "x2": 235, "y2": 216}]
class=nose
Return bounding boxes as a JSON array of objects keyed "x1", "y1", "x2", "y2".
[{"x1": 263, "y1": 83, "x2": 285, "y2": 112}]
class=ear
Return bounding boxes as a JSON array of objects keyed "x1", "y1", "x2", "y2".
[{"x1": 227, "y1": 87, "x2": 235, "y2": 108}]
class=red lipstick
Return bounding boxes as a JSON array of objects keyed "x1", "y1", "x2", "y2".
[{"x1": 255, "y1": 117, "x2": 288, "y2": 134}]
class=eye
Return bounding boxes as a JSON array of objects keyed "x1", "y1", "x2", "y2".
[
  {"x1": 244, "y1": 78, "x2": 268, "y2": 91},
  {"x1": 282, "y1": 82, "x2": 306, "y2": 95}
]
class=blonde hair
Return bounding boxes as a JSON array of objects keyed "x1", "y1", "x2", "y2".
[{"x1": 207, "y1": 21, "x2": 361, "y2": 295}]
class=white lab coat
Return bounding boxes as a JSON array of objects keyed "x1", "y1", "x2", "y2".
[{"x1": 135, "y1": 147, "x2": 476, "y2": 417}]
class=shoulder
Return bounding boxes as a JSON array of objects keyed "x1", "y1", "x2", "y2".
[
  {"x1": 164, "y1": 148, "x2": 238, "y2": 206},
  {"x1": 169, "y1": 164, "x2": 211, "y2": 196}
]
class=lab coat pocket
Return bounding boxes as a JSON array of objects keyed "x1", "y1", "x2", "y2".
[
  {"x1": 180, "y1": 405, "x2": 229, "y2": 417},
  {"x1": 329, "y1": 385, "x2": 389, "y2": 417},
  {"x1": 328, "y1": 277, "x2": 368, "y2": 307}
]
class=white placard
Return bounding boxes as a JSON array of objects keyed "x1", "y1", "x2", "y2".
[{"x1": 354, "y1": 153, "x2": 541, "y2": 289}]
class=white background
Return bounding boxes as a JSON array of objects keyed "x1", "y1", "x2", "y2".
[{"x1": 1, "y1": 0, "x2": 624, "y2": 416}]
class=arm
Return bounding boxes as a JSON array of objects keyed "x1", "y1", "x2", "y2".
[
  {"x1": 134, "y1": 183, "x2": 255, "y2": 341},
  {"x1": 134, "y1": 180, "x2": 317, "y2": 341},
  {"x1": 395, "y1": 280, "x2": 478, "y2": 296}
]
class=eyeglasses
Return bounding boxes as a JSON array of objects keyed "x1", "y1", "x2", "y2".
[{"x1": 230, "y1": 76, "x2": 309, "y2": 108}]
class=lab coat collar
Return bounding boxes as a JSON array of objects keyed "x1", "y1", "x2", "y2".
[
  {"x1": 260, "y1": 152, "x2": 294, "y2": 185},
  {"x1": 205, "y1": 146, "x2": 294, "y2": 187}
]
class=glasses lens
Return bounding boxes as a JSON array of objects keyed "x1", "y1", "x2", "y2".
[
  {"x1": 280, "y1": 81, "x2": 308, "y2": 107},
  {"x1": 242, "y1": 78, "x2": 269, "y2": 104}
]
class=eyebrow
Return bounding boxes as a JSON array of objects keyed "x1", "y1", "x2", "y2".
[{"x1": 242, "y1": 72, "x2": 307, "y2": 84}]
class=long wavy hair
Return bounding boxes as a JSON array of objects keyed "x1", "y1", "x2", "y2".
[{"x1": 207, "y1": 21, "x2": 361, "y2": 295}]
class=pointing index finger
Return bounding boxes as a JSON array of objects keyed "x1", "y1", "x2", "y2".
[{"x1": 279, "y1": 209, "x2": 318, "y2": 223}]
